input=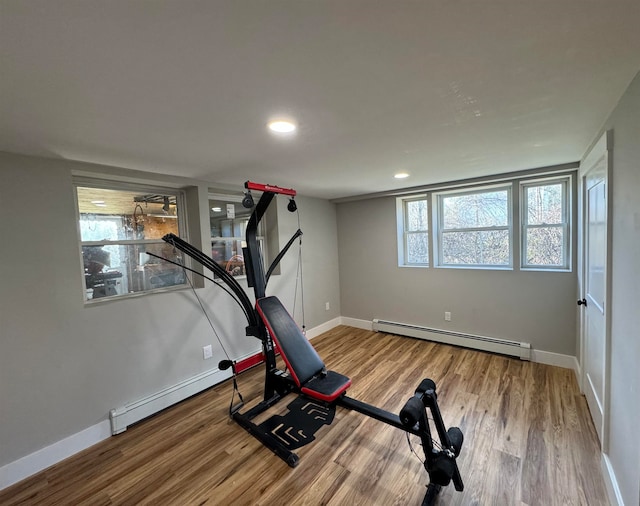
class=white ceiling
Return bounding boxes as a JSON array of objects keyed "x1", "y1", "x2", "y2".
[{"x1": 1, "y1": 2, "x2": 639, "y2": 199}]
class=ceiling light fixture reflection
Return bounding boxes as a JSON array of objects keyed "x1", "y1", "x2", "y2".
[
  {"x1": 268, "y1": 119, "x2": 297, "y2": 134},
  {"x1": 394, "y1": 172, "x2": 410, "y2": 179},
  {"x1": 211, "y1": 207, "x2": 222, "y2": 212}
]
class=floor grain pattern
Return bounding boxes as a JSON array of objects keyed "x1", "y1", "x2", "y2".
[{"x1": 0, "y1": 327, "x2": 609, "y2": 505}]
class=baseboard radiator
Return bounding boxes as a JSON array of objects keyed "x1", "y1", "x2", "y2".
[
  {"x1": 109, "y1": 368, "x2": 231, "y2": 435},
  {"x1": 372, "y1": 319, "x2": 531, "y2": 360}
]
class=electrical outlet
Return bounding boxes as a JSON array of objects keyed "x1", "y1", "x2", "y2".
[
  {"x1": 325, "y1": 302, "x2": 330, "y2": 311},
  {"x1": 203, "y1": 344, "x2": 213, "y2": 360},
  {"x1": 444, "y1": 311, "x2": 452, "y2": 322}
]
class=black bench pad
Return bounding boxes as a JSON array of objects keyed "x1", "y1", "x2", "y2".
[
  {"x1": 301, "y1": 371, "x2": 352, "y2": 403},
  {"x1": 256, "y1": 296, "x2": 351, "y2": 401}
]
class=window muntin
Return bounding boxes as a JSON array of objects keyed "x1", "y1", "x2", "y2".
[
  {"x1": 402, "y1": 197, "x2": 429, "y2": 265},
  {"x1": 521, "y1": 178, "x2": 570, "y2": 269},
  {"x1": 437, "y1": 186, "x2": 511, "y2": 267},
  {"x1": 76, "y1": 185, "x2": 187, "y2": 301},
  {"x1": 209, "y1": 195, "x2": 264, "y2": 277}
]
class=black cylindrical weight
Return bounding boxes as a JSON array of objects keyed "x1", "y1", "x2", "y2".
[
  {"x1": 416, "y1": 378, "x2": 436, "y2": 395},
  {"x1": 427, "y1": 453, "x2": 456, "y2": 486},
  {"x1": 447, "y1": 427, "x2": 464, "y2": 457},
  {"x1": 400, "y1": 396, "x2": 423, "y2": 428}
]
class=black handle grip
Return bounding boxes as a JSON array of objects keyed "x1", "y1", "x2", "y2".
[{"x1": 577, "y1": 298, "x2": 587, "y2": 306}]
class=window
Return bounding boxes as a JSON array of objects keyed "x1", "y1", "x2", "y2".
[
  {"x1": 437, "y1": 186, "x2": 511, "y2": 267},
  {"x1": 399, "y1": 196, "x2": 429, "y2": 265},
  {"x1": 76, "y1": 183, "x2": 187, "y2": 301},
  {"x1": 209, "y1": 194, "x2": 265, "y2": 278},
  {"x1": 521, "y1": 177, "x2": 570, "y2": 269},
  {"x1": 397, "y1": 172, "x2": 573, "y2": 272}
]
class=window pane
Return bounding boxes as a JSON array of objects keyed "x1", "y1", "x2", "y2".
[
  {"x1": 77, "y1": 187, "x2": 179, "y2": 241},
  {"x1": 406, "y1": 232, "x2": 429, "y2": 264},
  {"x1": 209, "y1": 199, "x2": 253, "y2": 237},
  {"x1": 526, "y1": 227, "x2": 564, "y2": 266},
  {"x1": 406, "y1": 199, "x2": 428, "y2": 231},
  {"x1": 79, "y1": 217, "x2": 122, "y2": 242},
  {"x1": 527, "y1": 184, "x2": 563, "y2": 225},
  {"x1": 77, "y1": 185, "x2": 185, "y2": 301},
  {"x1": 212, "y1": 239, "x2": 249, "y2": 277},
  {"x1": 210, "y1": 196, "x2": 263, "y2": 278},
  {"x1": 442, "y1": 190, "x2": 508, "y2": 229},
  {"x1": 83, "y1": 243, "x2": 186, "y2": 299},
  {"x1": 442, "y1": 230, "x2": 510, "y2": 265}
]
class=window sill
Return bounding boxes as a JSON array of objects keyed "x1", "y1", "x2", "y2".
[
  {"x1": 520, "y1": 267, "x2": 572, "y2": 273},
  {"x1": 84, "y1": 284, "x2": 190, "y2": 305},
  {"x1": 436, "y1": 264, "x2": 513, "y2": 271}
]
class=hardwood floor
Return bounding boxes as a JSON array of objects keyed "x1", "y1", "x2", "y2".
[{"x1": 0, "y1": 327, "x2": 609, "y2": 505}]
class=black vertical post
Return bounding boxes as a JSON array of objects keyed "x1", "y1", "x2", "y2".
[
  {"x1": 245, "y1": 192, "x2": 274, "y2": 299},
  {"x1": 245, "y1": 190, "x2": 277, "y2": 400}
]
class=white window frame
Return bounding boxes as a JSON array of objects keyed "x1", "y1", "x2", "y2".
[
  {"x1": 520, "y1": 176, "x2": 571, "y2": 271},
  {"x1": 395, "y1": 170, "x2": 575, "y2": 273},
  {"x1": 435, "y1": 184, "x2": 513, "y2": 269},
  {"x1": 74, "y1": 178, "x2": 189, "y2": 303},
  {"x1": 397, "y1": 195, "x2": 430, "y2": 267}
]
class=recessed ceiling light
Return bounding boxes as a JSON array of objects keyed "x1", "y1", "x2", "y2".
[
  {"x1": 394, "y1": 172, "x2": 410, "y2": 179},
  {"x1": 268, "y1": 119, "x2": 297, "y2": 134}
]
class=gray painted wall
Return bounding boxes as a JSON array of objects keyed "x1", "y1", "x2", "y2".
[
  {"x1": 0, "y1": 153, "x2": 340, "y2": 468},
  {"x1": 336, "y1": 189, "x2": 578, "y2": 356},
  {"x1": 334, "y1": 70, "x2": 640, "y2": 503},
  {"x1": 597, "y1": 71, "x2": 640, "y2": 506}
]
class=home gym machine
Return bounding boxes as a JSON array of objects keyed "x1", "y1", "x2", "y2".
[{"x1": 162, "y1": 181, "x2": 464, "y2": 505}]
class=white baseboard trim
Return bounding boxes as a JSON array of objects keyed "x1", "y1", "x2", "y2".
[
  {"x1": 529, "y1": 349, "x2": 577, "y2": 371},
  {"x1": 110, "y1": 367, "x2": 232, "y2": 435},
  {"x1": 339, "y1": 319, "x2": 577, "y2": 371},
  {"x1": 0, "y1": 419, "x2": 112, "y2": 491},
  {"x1": 601, "y1": 453, "x2": 624, "y2": 506},
  {"x1": 306, "y1": 316, "x2": 342, "y2": 340},
  {"x1": 340, "y1": 317, "x2": 372, "y2": 330},
  {"x1": 572, "y1": 356, "x2": 582, "y2": 390}
]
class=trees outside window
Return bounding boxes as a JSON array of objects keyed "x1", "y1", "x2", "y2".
[
  {"x1": 521, "y1": 179, "x2": 570, "y2": 269},
  {"x1": 402, "y1": 197, "x2": 429, "y2": 265},
  {"x1": 438, "y1": 187, "x2": 511, "y2": 267},
  {"x1": 397, "y1": 175, "x2": 571, "y2": 271}
]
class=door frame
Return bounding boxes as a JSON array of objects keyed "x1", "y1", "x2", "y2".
[{"x1": 578, "y1": 130, "x2": 613, "y2": 451}]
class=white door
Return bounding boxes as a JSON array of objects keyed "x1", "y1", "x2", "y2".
[{"x1": 580, "y1": 133, "x2": 610, "y2": 447}]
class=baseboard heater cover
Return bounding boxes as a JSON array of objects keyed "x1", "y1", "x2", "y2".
[
  {"x1": 372, "y1": 319, "x2": 531, "y2": 360},
  {"x1": 110, "y1": 367, "x2": 231, "y2": 435}
]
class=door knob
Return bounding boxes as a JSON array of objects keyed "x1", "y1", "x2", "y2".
[{"x1": 577, "y1": 298, "x2": 587, "y2": 306}]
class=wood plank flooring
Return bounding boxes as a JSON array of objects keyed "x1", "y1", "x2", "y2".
[{"x1": 0, "y1": 326, "x2": 609, "y2": 505}]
